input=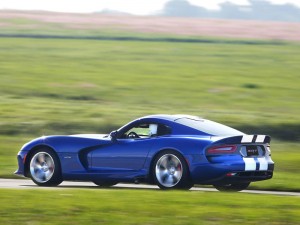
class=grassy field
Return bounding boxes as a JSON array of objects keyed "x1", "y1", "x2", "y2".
[
  {"x1": 0, "y1": 188, "x2": 299, "y2": 225},
  {"x1": 1, "y1": 14, "x2": 299, "y2": 225},
  {"x1": 0, "y1": 37, "x2": 299, "y2": 134},
  {"x1": 0, "y1": 24, "x2": 299, "y2": 191}
]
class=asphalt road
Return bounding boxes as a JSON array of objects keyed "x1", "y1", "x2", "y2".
[{"x1": 0, "y1": 178, "x2": 299, "y2": 196}]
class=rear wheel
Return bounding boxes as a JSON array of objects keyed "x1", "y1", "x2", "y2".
[
  {"x1": 213, "y1": 182, "x2": 250, "y2": 192},
  {"x1": 153, "y1": 150, "x2": 193, "y2": 190},
  {"x1": 29, "y1": 148, "x2": 62, "y2": 186}
]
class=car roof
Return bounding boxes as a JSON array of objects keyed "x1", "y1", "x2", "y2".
[{"x1": 139, "y1": 114, "x2": 202, "y2": 122}]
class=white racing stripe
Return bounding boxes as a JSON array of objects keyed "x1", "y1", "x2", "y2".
[
  {"x1": 243, "y1": 157, "x2": 270, "y2": 171},
  {"x1": 257, "y1": 158, "x2": 268, "y2": 171},
  {"x1": 243, "y1": 158, "x2": 256, "y2": 171},
  {"x1": 241, "y1": 135, "x2": 254, "y2": 143},
  {"x1": 256, "y1": 135, "x2": 266, "y2": 143}
]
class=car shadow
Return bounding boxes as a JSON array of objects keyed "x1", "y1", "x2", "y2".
[{"x1": 19, "y1": 184, "x2": 160, "y2": 191}]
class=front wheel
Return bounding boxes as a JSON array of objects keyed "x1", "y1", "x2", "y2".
[
  {"x1": 29, "y1": 148, "x2": 62, "y2": 186},
  {"x1": 153, "y1": 150, "x2": 193, "y2": 190},
  {"x1": 213, "y1": 182, "x2": 250, "y2": 192}
]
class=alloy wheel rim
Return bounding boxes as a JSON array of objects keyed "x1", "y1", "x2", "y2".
[
  {"x1": 30, "y1": 152, "x2": 55, "y2": 183},
  {"x1": 155, "y1": 154, "x2": 183, "y2": 187}
]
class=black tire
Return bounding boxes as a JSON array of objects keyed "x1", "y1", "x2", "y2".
[
  {"x1": 28, "y1": 148, "x2": 62, "y2": 186},
  {"x1": 93, "y1": 181, "x2": 118, "y2": 187},
  {"x1": 213, "y1": 182, "x2": 250, "y2": 192},
  {"x1": 152, "y1": 150, "x2": 193, "y2": 190}
]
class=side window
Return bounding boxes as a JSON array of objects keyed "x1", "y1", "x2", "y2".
[
  {"x1": 124, "y1": 124, "x2": 156, "y2": 139},
  {"x1": 122, "y1": 123, "x2": 171, "y2": 139},
  {"x1": 157, "y1": 124, "x2": 171, "y2": 136},
  {"x1": 125, "y1": 125, "x2": 149, "y2": 138}
]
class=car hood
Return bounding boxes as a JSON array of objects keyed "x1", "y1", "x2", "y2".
[
  {"x1": 70, "y1": 134, "x2": 108, "y2": 139},
  {"x1": 20, "y1": 134, "x2": 111, "y2": 152}
]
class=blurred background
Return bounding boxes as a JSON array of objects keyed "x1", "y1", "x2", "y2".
[
  {"x1": 0, "y1": 0, "x2": 299, "y2": 182},
  {"x1": 0, "y1": 0, "x2": 299, "y2": 183},
  {"x1": 0, "y1": 0, "x2": 300, "y2": 223}
]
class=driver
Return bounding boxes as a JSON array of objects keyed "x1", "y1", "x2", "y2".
[{"x1": 149, "y1": 124, "x2": 158, "y2": 137}]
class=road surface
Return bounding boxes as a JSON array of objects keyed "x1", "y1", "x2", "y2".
[{"x1": 0, "y1": 179, "x2": 299, "y2": 196}]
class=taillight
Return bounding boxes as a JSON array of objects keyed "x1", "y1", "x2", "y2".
[
  {"x1": 266, "y1": 144, "x2": 271, "y2": 156},
  {"x1": 23, "y1": 153, "x2": 27, "y2": 164},
  {"x1": 207, "y1": 145, "x2": 237, "y2": 154}
]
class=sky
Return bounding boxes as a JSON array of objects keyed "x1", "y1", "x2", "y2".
[{"x1": 0, "y1": 0, "x2": 300, "y2": 15}]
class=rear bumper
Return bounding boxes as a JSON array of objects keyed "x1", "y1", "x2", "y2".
[
  {"x1": 211, "y1": 170, "x2": 273, "y2": 185},
  {"x1": 190, "y1": 158, "x2": 274, "y2": 185}
]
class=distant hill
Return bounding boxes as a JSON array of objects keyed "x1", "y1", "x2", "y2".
[
  {"x1": 95, "y1": 9, "x2": 132, "y2": 16},
  {"x1": 159, "y1": 0, "x2": 300, "y2": 22},
  {"x1": 1, "y1": 10, "x2": 300, "y2": 41}
]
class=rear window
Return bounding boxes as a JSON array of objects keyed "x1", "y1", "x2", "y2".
[{"x1": 175, "y1": 118, "x2": 243, "y2": 136}]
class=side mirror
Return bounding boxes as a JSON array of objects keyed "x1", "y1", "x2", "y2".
[{"x1": 110, "y1": 130, "x2": 118, "y2": 141}]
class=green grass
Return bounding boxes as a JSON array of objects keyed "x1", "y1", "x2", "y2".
[
  {"x1": 0, "y1": 24, "x2": 299, "y2": 191},
  {"x1": 1, "y1": 16, "x2": 299, "y2": 225},
  {"x1": 0, "y1": 37, "x2": 299, "y2": 134},
  {"x1": 0, "y1": 189, "x2": 299, "y2": 225}
]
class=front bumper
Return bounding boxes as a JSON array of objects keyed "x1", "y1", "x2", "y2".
[{"x1": 14, "y1": 151, "x2": 28, "y2": 177}]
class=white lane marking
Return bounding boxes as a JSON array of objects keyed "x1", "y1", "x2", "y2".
[
  {"x1": 257, "y1": 158, "x2": 268, "y2": 171},
  {"x1": 256, "y1": 135, "x2": 266, "y2": 143},
  {"x1": 241, "y1": 135, "x2": 254, "y2": 143},
  {"x1": 243, "y1": 158, "x2": 256, "y2": 171}
]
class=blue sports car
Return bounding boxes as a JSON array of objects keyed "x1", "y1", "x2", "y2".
[{"x1": 15, "y1": 114, "x2": 274, "y2": 191}]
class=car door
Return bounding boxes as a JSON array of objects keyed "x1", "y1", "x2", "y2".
[{"x1": 90, "y1": 138, "x2": 155, "y2": 171}]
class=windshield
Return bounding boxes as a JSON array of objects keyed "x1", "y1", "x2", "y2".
[{"x1": 175, "y1": 118, "x2": 243, "y2": 136}]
